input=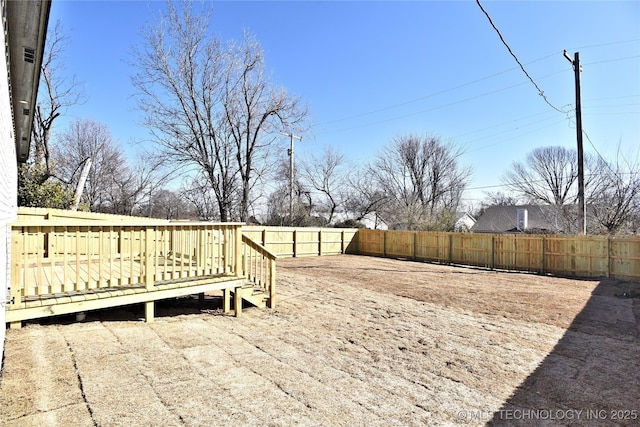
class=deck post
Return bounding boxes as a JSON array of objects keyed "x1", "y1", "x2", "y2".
[
  {"x1": 145, "y1": 227, "x2": 155, "y2": 290},
  {"x1": 10, "y1": 228, "x2": 23, "y2": 310},
  {"x1": 145, "y1": 301, "x2": 155, "y2": 323},
  {"x1": 268, "y1": 257, "x2": 276, "y2": 309},
  {"x1": 223, "y1": 288, "x2": 231, "y2": 313},
  {"x1": 234, "y1": 286, "x2": 243, "y2": 317},
  {"x1": 225, "y1": 226, "x2": 232, "y2": 273},
  {"x1": 234, "y1": 225, "x2": 243, "y2": 278},
  {"x1": 9, "y1": 321, "x2": 22, "y2": 329}
]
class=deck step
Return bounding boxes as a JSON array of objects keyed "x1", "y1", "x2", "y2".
[{"x1": 235, "y1": 284, "x2": 269, "y2": 308}]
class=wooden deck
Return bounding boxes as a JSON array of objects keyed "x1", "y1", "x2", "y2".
[{"x1": 7, "y1": 216, "x2": 276, "y2": 327}]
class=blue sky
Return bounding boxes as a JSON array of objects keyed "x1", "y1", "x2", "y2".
[{"x1": 49, "y1": 0, "x2": 640, "y2": 208}]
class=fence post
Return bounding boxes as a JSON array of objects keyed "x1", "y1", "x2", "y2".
[
  {"x1": 382, "y1": 230, "x2": 387, "y2": 258},
  {"x1": 413, "y1": 231, "x2": 417, "y2": 261},
  {"x1": 262, "y1": 228, "x2": 267, "y2": 248},
  {"x1": 293, "y1": 229, "x2": 298, "y2": 257},
  {"x1": 341, "y1": 230, "x2": 346, "y2": 254},
  {"x1": 490, "y1": 235, "x2": 495, "y2": 270},
  {"x1": 542, "y1": 234, "x2": 547, "y2": 274},
  {"x1": 318, "y1": 229, "x2": 323, "y2": 256},
  {"x1": 448, "y1": 233, "x2": 453, "y2": 264},
  {"x1": 606, "y1": 236, "x2": 611, "y2": 278}
]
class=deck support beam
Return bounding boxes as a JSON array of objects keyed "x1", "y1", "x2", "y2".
[
  {"x1": 223, "y1": 288, "x2": 231, "y2": 313},
  {"x1": 145, "y1": 301, "x2": 154, "y2": 323},
  {"x1": 6, "y1": 277, "x2": 245, "y2": 325},
  {"x1": 9, "y1": 321, "x2": 22, "y2": 329},
  {"x1": 234, "y1": 286, "x2": 243, "y2": 317}
]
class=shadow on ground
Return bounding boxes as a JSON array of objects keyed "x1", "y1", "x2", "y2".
[
  {"x1": 489, "y1": 279, "x2": 640, "y2": 426},
  {"x1": 24, "y1": 293, "x2": 238, "y2": 326}
]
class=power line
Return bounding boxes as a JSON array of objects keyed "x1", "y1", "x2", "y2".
[
  {"x1": 319, "y1": 69, "x2": 568, "y2": 135},
  {"x1": 317, "y1": 52, "x2": 558, "y2": 127},
  {"x1": 583, "y1": 94, "x2": 640, "y2": 102},
  {"x1": 584, "y1": 55, "x2": 640, "y2": 66},
  {"x1": 461, "y1": 117, "x2": 569, "y2": 155},
  {"x1": 568, "y1": 38, "x2": 640, "y2": 51},
  {"x1": 583, "y1": 112, "x2": 639, "y2": 116},
  {"x1": 316, "y1": 52, "x2": 636, "y2": 133},
  {"x1": 451, "y1": 109, "x2": 557, "y2": 140},
  {"x1": 562, "y1": 107, "x2": 633, "y2": 184},
  {"x1": 318, "y1": 53, "x2": 561, "y2": 128},
  {"x1": 463, "y1": 170, "x2": 640, "y2": 195},
  {"x1": 475, "y1": 0, "x2": 568, "y2": 115}
]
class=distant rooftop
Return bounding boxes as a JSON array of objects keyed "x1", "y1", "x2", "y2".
[{"x1": 472, "y1": 205, "x2": 557, "y2": 233}]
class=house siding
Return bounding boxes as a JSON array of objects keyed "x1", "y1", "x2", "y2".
[{"x1": 0, "y1": 7, "x2": 17, "y2": 365}]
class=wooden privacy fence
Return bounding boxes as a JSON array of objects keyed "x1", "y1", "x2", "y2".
[
  {"x1": 357, "y1": 229, "x2": 640, "y2": 281},
  {"x1": 243, "y1": 226, "x2": 358, "y2": 257}
]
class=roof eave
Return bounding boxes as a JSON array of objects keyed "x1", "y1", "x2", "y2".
[{"x1": 5, "y1": 0, "x2": 52, "y2": 163}]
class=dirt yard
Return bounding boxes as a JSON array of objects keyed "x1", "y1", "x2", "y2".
[{"x1": 1, "y1": 255, "x2": 639, "y2": 426}]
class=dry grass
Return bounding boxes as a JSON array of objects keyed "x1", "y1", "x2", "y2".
[{"x1": 1, "y1": 255, "x2": 638, "y2": 426}]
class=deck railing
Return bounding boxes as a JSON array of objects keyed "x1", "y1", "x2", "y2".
[
  {"x1": 242, "y1": 235, "x2": 277, "y2": 308},
  {"x1": 9, "y1": 221, "x2": 244, "y2": 309}
]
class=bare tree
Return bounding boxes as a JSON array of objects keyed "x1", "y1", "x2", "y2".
[
  {"x1": 181, "y1": 172, "x2": 223, "y2": 221},
  {"x1": 137, "y1": 188, "x2": 195, "y2": 219},
  {"x1": 32, "y1": 20, "x2": 86, "y2": 178},
  {"x1": 265, "y1": 155, "x2": 313, "y2": 226},
  {"x1": 53, "y1": 119, "x2": 162, "y2": 214},
  {"x1": 224, "y1": 32, "x2": 308, "y2": 221},
  {"x1": 131, "y1": 1, "x2": 306, "y2": 222},
  {"x1": 343, "y1": 166, "x2": 388, "y2": 227},
  {"x1": 18, "y1": 20, "x2": 85, "y2": 208},
  {"x1": 370, "y1": 134, "x2": 471, "y2": 230},
  {"x1": 53, "y1": 119, "x2": 122, "y2": 210},
  {"x1": 299, "y1": 146, "x2": 349, "y2": 225},
  {"x1": 502, "y1": 146, "x2": 603, "y2": 206},
  {"x1": 501, "y1": 145, "x2": 639, "y2": 234},
  {"x1": 483, "y1": 191, "x2": 522, "y2": 206},
  {"x1": 588, "y1": 150, "x2": 640, "y2": 234},
  {"x1": 104, "y1": 154, "x2": 166, "y2": 216}
]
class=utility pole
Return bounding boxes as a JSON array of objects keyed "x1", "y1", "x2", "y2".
[
  {"x1": 564, "y1": 50, "x2": 586, "y2": 235},
  {"x1": 281, "y1": 132, "x2": 302, "y2": 225}
]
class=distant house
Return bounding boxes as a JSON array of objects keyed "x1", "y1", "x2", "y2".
[
  {"x1": 472, "y1": 205, "x2": 559, "y2": 233},
  {"x1": 453, "y1": 212, "x2": 476, "y2": 232}
]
